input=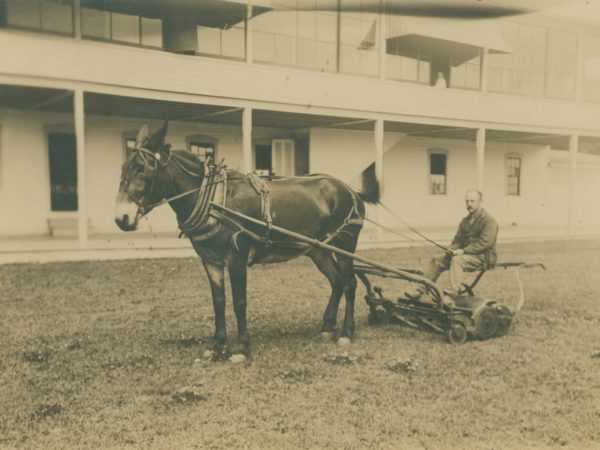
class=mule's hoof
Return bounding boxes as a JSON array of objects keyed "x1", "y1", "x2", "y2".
[
  {"x1": 320, "y1": 331, "x2": 335, "y2": 342},
  {"x1": 229, "y1": 354, "x2": 248, "y2": 364},
  {"x1": 202, "y1": 349, "x2": 214, "y2": 360},
  {"x1": 337, "y1": 337, "x2": 352, "y2": 347}
]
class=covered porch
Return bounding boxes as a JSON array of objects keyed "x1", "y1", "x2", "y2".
[{"x1": 1, "y1": 82, "x2": 598, "y2": 261}]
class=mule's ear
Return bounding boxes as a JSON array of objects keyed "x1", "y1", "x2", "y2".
[
  {"x1": 146, "y1": 120, "x2": 169, "y2": 150},
  {"x1": 136, "y1": 122, "x2": 149, "y2": 147}
]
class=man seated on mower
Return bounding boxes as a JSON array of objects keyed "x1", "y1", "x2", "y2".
[{"x1": 404, "y1": 189, "x2": 499, "y2": 304}]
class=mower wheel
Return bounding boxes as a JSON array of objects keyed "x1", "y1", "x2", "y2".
[
  {"x1": 368, "y1": 308, "x2": 389, "y2": 326},
  {"x1": 473, "y1": 305, "x2": 500, "y2": 339},
  {"x1": 447, "y1": 321, "x2": 468, "y2": 344},
  {"x1": 493, "y1": 303, "x2": 513, "y2": 337}
]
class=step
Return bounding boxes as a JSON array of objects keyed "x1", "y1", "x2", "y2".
[{"x1": 48, "y1": 217, "x2": 93, "y2": 237}]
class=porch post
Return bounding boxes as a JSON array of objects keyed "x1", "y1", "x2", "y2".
[
  {"x1": 74, "y1": 89, "x2": 88, "y2": 249},
  {"x1": 374, "y1": 118, "x2": 384, "y2": 241},
  {"x1": 568, "y1": 133, "x2": 579, "y2": 235},
  {"x1": 242, "y1": 107, "x2": 252, "y2": 173},
  {"x1": 476, "y1": 127, "x2": 486, "y2": 191}
]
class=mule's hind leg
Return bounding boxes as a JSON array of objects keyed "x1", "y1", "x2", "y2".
[
  {"x1": 337, "y1": 255, "x2": 357, "y2": 344},
  {"x1": 201, "y1": 260, "x2": 229, "y2": 361},
  {"x1": 310, "y1": 249, "x2": 344, "y2": 340},
  {"x1": 227, "y1": 254, "x2": 251, "y2": 361}
]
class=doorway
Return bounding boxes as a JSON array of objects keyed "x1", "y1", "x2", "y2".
[{"x1": 48, "y1": 132, "x2": 78, "y2": 211}]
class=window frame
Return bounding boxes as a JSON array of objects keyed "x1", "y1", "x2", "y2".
[
  {"x1": 428, "y1": 148, "x2": 448, "y2": 196},
  {"x1": 4, "y1": 0, "x2": 75, "y2": 37},
  {"x1": 505, "y1": 153, "x2": 522, "y2": 196},
  {"x1": 186, "y1": 134, "x2": 218, "y2": 163},
  {"x1": 80, "y1": 7, "x2": 163, "y2": 50}
]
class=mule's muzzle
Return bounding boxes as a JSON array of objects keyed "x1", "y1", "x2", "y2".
[
  {"x1": 115, "y1": 214, "x2": 138, "y2": 231},
  {"x1": 114, "y1": 199, "x2": 141, "y2": 231}
]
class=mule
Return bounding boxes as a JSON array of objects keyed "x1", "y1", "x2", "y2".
[{"x1": 114, "y1": 121, "x2": 379, "y2": 362}]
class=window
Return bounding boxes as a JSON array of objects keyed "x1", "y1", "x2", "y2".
[
  {"x1": 339, "y1": 1, "x2": 380, "y2": 77},
  {"x1": 429, "y1": 152, "x2": 447, "y2": 195},
  {"x1": 189, "y1": 142, "x2": 215, "y2": 163},
  {"x1": 506, "y1": 156, "x2": 521, "y2": 195},
  {"x1": 451, "y1": 53, "x2": 481, "y2": 90},
  {"x1": 546, "y1": 29, "x2": 576, "y2": 100},
  {"x1": 582, "y1": 34, "x2": 600, "y2": 103},
  {"x1": 197, "y1": 23, "x2": 245, "y2": 60},
  {"x1": 81, "y1": 8, "x2": 162, "y2": 48},
  {"x1": 488, "y1": 22, "x2": 546, "y2": 97},
  {"x1": 385, "y1": 41, "x2": 430, "y2": 84},
  {"x1": 5, "y1": 0, "x2": 73, "y2": 35},
  {"x1": 252, "y1": 1, "x2": 337, "y2": 73}
]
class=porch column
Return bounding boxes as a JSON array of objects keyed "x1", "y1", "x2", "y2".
[
  {"x1": 568, "y1": 133, "x2": 579, "y2": 235},
  {"x1": 74, "y1": 90, "x2": 88, "y2": 249},
  {"x1": 476, "y1": 128, "x2": 486, "y2": 192},
  {"x1": 374, "y1": 118, "x2": 384, "y2": 241},
  {"x1": 242, "y1": 107, "x2": 252, "y2": 173},
  {"x1": 245, "y1": 4, "x2": 253, "y2": 63}
]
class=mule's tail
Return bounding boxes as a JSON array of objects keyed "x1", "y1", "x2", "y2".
[{"x1": 357, "y1": 163, "x2": 380, "y2": 204}]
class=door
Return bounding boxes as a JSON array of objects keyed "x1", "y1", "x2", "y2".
[
  {"x1": 272, "y1": 139, "x2": 295, "y2": 176},
  {"x1": 48, "y1": 132, "x2": 78, "y2": 211},
  {"x1": 255, "y1": 144, "x2": 272, "y2": 176}
]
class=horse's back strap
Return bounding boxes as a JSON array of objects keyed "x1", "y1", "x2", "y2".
[{"x1": 248, "y1": 173, "x2": 273, "y2": 231}]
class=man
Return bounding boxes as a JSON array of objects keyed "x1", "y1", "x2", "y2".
[{"x1": 405, "y1": 189, "x2": 498, "y2": 303}]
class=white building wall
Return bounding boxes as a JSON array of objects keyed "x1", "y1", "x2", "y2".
[
  {"x1": 483, "y1": 142, "x2": 550, "y2": 228},
  {"x1": 308, "y1": 128, "x2": 572, "y2": 230},
  {"x1": 0, "y1": 110, "x2": 256, "y2": 236},
  {"x1": 0, "y1": 109, "x2": 58, "y2": 235}
]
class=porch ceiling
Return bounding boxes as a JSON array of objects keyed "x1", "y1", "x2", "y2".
[
  {"x1": 0, "y1": 87, "x2": 582, "y2": 149},
  {"x1": 0, "y1": 85, "x2": 73, "y2": 112}
]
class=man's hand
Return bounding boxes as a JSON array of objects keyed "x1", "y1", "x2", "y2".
[{"x1": 451, "y1": 249, "x2": 464, "y2": 256}]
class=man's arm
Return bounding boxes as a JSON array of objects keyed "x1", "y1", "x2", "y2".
[
  {"x1": 463, "y1": 217, "x2": 498, "y2": 255},
  {"x1": 450, "y1": 219, "x2": 466, "y2": 250}
]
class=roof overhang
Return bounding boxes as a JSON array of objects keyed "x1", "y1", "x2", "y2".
[
  {"x1": 79, "y1": 0, "x2": 269, "y2": 28},
  {"x1": 386, "y1": 16, "x2": 511, "y2": 65}
]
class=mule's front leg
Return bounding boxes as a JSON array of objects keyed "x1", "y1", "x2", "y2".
[
  {"x1": 202, "y1": 260, "x2": 229, "y2": 361},
  {"x1": 228, "y1": 255, "x2": 251, "y2": 361}
]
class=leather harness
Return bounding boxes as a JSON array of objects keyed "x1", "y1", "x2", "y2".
[{"x1": 179, "y1": 166, "x2": 364, "y2": 250}]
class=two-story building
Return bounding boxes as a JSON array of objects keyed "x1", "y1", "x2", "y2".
[{"x1": 0, "y1": 0, "x2": 599, "y2": 258}]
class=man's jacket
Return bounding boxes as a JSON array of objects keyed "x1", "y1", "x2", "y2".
[{"x1": 450, "y1": 208, "x2": 499, "y2": 269}]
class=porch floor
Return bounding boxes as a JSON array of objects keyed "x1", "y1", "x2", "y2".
[{"x1": 1, "y1": 225, "x2": 597, "y2": 264}]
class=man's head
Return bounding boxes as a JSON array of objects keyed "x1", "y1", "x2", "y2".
[{"x1": 465, "y1": 189, "x2": 483, "y2": 215}]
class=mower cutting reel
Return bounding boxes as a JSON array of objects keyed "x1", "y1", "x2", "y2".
[{"x1": 356, "y1": 262, "x2": 544, "y2": 344}]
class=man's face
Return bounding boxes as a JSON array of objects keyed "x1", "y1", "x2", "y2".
[{"x1": 465, "y1": 191, "x2": 482, "y2": 214}]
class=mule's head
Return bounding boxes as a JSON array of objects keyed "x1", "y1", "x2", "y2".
[{"x1": 114, "y1": 121, "x2": 170, "y2": 231}]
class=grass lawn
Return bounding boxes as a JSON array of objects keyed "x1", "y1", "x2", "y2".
[{"x1": 0, "y1": 240, "x2": 599, "y2": 449}]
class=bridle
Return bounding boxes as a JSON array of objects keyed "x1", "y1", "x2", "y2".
[{"x1": 126, "y1": 144, "x2": 204, "y2": 216}]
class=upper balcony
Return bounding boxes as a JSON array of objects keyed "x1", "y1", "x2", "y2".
[{"x1": 1, "y1": 0, "x2": 600, "y2": 134}]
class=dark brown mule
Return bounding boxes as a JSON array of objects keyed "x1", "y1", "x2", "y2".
[{"x1": 115, "y1": 122, "x2": 379, "y2": 362}]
